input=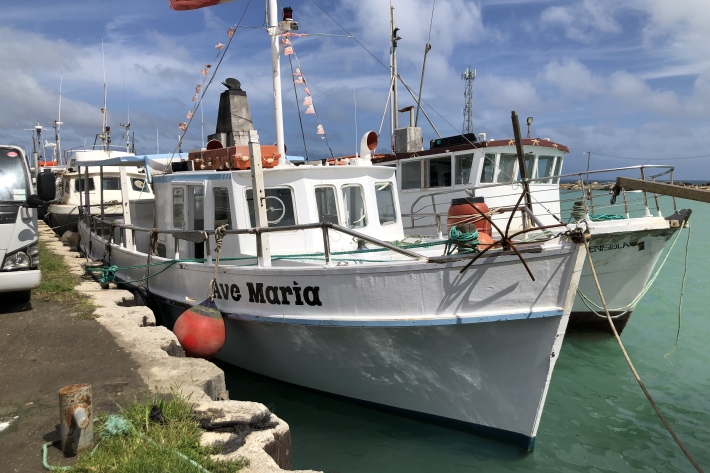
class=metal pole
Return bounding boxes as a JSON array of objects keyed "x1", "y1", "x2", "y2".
[
  {"x1": 511, "y1": 111, "x2": 532, "y2": 228},
  {"x1": 391, "y1": 6, "x2": 398, "y2": 131},
  {"x1": 321, "y1": 226, "x2": 331, "y2": 265},
  {"x1": 268, "y1": 0, "x2": 286, "y2": 162},
  {"x1": 415, "y1": 43, "x2": 431, "y2": 127},
  {"x1": 248, "y1": 130, "x2": 271, "y2": 267}
]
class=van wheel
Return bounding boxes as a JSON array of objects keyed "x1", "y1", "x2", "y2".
[{"x1": 10, "y1": 290, "x2": 31, "y2": 303}]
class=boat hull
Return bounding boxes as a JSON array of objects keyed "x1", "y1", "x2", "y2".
[{"x1": 79, "y1": 222, "x2": 583, "y2": 448}]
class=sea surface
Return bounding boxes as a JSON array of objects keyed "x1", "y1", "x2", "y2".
[{"x1": 219, "y1": 195, "x2": 710, "y2": 472}]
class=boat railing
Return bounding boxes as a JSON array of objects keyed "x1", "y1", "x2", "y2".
[
  {"x1": 82, "y1": 212, "x2": 425, "y2": 267},
  {"x1": 404, "y1": 164, "x2": 675, "y2": 235}
]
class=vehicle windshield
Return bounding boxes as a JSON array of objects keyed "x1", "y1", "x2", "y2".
[{"x1": 0, "y1": 148, "x2": 29, "y2": 202}]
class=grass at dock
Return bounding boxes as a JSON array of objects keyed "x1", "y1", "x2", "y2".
[
  {"x1": 71, "y1": 394, "x2": 248, "y2": 473},
  {"x1": 36, "y1": 241, "x2": 96, "y2": 320}
]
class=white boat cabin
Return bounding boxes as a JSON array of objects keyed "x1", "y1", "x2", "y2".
[
  {"x1": 129, "y1": 163, "x2": 405, "y2": 262},
  {"x1": 373, "y1": 138, "x2": 569, "y2": 235}
]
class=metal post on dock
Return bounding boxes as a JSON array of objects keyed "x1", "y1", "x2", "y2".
[
  {"x1": 640, "y1": 167, "x2": 652, "y2": 217},
  {"x1": 653, "y1": 177, "x2": 662, "y2": 217},
  {"x1": 59, "y1": 384, "x2": 93, "y2": 455}
]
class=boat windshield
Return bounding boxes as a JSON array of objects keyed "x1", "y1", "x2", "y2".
[{"x1": 0, "y1": 148, "x2": 29, "y2": 202}]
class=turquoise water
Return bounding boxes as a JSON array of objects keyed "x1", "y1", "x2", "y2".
[{"x1": 220, "y1": 196, "x2": 710, "y2": 472}]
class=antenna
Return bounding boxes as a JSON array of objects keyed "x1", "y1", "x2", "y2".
[
  {"x1": 354, "y1": 88, "x2": 358, "y2": 157},
  {"x1": 461, "y1": 66, "x2": 476, "y2": 134},
  {"x1": 156, "y1": 129, "x2": 160, "y2": 154},
  {"x1": 120, "y1": 78, "x2": 131, "y2": 153},
  {"x1": 53, "y1": 69, "x2": 63, "y2": 164},
  {"x1": 101, "y1": 39, "x2": 108, "y2": 150}
]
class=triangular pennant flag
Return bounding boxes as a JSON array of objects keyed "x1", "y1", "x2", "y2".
[
  {"x1": 186, "y1": 110, "x2": 194, "y2": 119},
  {"x1": 304, "y1": 87, "x2": 310, "y2": 96},
  {"x1": 302, "y1": 96, "x2": 312, "y2": 106},
  {"x1": 215, "y1": 43, "x2": 224, "y2": 51},
  {"x1": 192, "y1": 93, "x2": 198, "y2": 102},
  {"x1": 292, "y1": 68, "x2": 301, "y2": 76},
  {"x1": 281, "y1": 38, "x2": 291, "y2": 46},
  {"x1": 195, "y1": 84, "x2": 202, "y2": 94},
  {"x1": 178, "y1": 122, "x2": 188, "y2": 131},
  {"x1": 283, "y1": 46, "x2": 294, "y2": 56},
  {"x1": 201, "y1": 64, "x2": 212, "y2": 76},
  {"x1": 227, "y1": 27, "x2": 236, "y2": 38},
  {"x1": 316, "y1": 125, "x2": 325, "y2": 135},
  {"x1": 305, "y1": 105, "x2": 315, "y2": 114},
  {"x1": 294, "y1": 77, "x2": 305, "y2": 84}
]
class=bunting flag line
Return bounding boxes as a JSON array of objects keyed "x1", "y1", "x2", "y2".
[
  {"x1": 281, "y1": 38, "x2": 291, "y2": 46},
  {"x1": 195, "y1": 84, "x2": 202, "y2": 93},
  {"x1": 281, "y1": 32, "x2": 310, "y2": 37},
  {"x1": 215, "y1": 43, "x2": 224, "y2": 50},
  {"x1": 317, "y1": 125, "x2": 325, "y2": 135},
  {"x1": 169, "y1": 0, "x2": 234, "y2": 11},
  {"x1": 283, "y1": 46, "x2": 295, "y2": 56},
  {"x1": 178, "y1": 122, "x2": 188, "y2": 131},
  {"x1": 304, "y1": 87, "x2": 310, "y2": 96},
  {"x1": 227, "y1": 27, "x2": 236, "y2": 38},
  {"x1": 201, "y1": 64, "x2": 212, "y2": 76},
  {"x1": 302, "y1": 96, "x2": 312, "y2": 106},
  {"x1": 305, "y1": 105, "x2": 315, "y2": 114},
  {"x1": 294, "y1": 77, "x2": 305, "y2": 84},
  {"x1": 186, "y1": 111, "x2": 194, "y2": 119},
  {"x1": 292, "y1": 68, "x2": 301, "y2": 76}
]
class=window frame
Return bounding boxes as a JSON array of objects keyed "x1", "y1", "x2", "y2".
[
  {"x1": 314, "y1": 185, "x2": 340, "y2": 225},
  {"x1": 341, "y1": 183, "x2": 368, "y2": 229},
  {"x1": 245, "y1": 186, "x2": 298, "y2": 228},
  {"x1": 374, "y1": 181, "x2": 397, "y2": 226},
  {"x1": 455, "y1": 153, "x2": 474, "y2": 185},
  {"x1": 426, "y1": 156, "x2": 453, "y2": 188},
  {"x1": 172, "y1": 187, "x2": 185, "y2": 229},
  {"x1": 400, "y1": 159, "x2": 423, "y2": 190},
  {"x1": 74, "y1": 177, "x2": 96, "y2": 192},
  {"x1": 497, "y1": 154, "x2": 518, "y2": 184},
  {"x1": 213, "y1": 186, "x2": 233, "y2": 229}
]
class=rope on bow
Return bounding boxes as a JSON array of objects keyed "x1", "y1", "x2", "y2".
[{"x1": 208, "y1": 225, "x2": 229, "y2": 301}]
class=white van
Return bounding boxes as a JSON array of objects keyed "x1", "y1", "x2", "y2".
[{"x1": 0, "y1": 145, "x2": 55, "y2": 302}]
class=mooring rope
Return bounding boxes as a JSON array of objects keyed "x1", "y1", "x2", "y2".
[
  {"x1": 583, "y1": 237, "x2": 704, "y2": 473},
  {"x1": 208, "y1": 225, "x2": 228, "y2": 301}
]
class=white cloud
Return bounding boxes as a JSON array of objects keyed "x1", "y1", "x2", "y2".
[
  {"x1": 540, "y1": 0, "x2": 622, "y2": 42},
  {"x1": 542, "y1": 58, "x2": 602, "y2": 98}
]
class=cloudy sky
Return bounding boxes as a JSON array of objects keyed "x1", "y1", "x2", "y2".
[{"x1": 1, "y1": 0, "x2": 709, "y2": 178}]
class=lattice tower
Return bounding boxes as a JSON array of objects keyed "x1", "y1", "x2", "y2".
[{"x1": 461, "y1": 67, "x2": 476, "y2": 134}]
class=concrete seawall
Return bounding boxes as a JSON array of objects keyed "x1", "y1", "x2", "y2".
[{"x1": 39, "y1": 222, "x2": 320, "y2": 473}]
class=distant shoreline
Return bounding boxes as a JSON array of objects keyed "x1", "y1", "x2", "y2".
[{"x1": 560, "y1": 181, "x2": 710, "y2": 190}]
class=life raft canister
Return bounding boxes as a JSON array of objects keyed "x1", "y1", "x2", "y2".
[{"x1": 447, "y1": 197, "x2": 492, "y2": 237}]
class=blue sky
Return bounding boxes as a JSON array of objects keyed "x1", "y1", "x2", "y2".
[{"x1": 1, "y1": 0, "x2": 709, "y2": 178}]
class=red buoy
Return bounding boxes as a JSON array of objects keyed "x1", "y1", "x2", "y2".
[
  {"x1": 173, "y1": 299, "x2": 225, "y2": 359},
  {"x1": 447, "y1": 197, "x2": 492, "y2": 236}
]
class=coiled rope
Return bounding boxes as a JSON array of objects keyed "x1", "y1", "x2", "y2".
[
  {"x1": 444, "y1": 226, "x2": 479, "y2": 255},
  {"x1": 583, "y1": 237, "x2": 704, "y2": 473},
  {"x1": 568, "y1": 201, "x2": 626, "y2": 223}
]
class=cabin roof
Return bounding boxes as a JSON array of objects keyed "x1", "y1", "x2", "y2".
[{"x1": 372, "y1": 138, "x2": 569, "y2": 164}]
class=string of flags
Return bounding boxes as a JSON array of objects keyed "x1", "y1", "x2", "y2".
[{"x1": 282, "y1": 33, "x2": 327, "y2": 137}]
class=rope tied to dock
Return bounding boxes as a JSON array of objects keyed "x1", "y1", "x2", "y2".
[{"x1": 583, "y1": 235, "x2": 704, "y2": 473}]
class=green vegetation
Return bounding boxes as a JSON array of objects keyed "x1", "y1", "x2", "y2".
[
  {"x1": 36, "y1": 241, "x2": 96, "y2": 320},
  {"x1": 72, "y1": 394, "x2": 248, "y2": 473}
]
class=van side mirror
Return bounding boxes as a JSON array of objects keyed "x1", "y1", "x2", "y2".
[
  {"x1": 26, "y1": 194, "x2": 46, "y2": 208},
  {"x1": 36, "y1": 172, "x2": 56, "y2": 201}
]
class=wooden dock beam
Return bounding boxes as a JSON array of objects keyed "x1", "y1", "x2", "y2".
[{"x1": 611, "y1": 177, "x2": 710, "y2": 204}]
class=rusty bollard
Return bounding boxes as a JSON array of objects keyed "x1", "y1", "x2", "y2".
[{"x1": 59, "y1": 384, "x2": 94, "y2": 454}]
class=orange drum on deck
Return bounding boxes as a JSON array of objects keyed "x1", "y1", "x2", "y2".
[{"x1": 447, "y1": 197, "x2": 492, "y2": 236}]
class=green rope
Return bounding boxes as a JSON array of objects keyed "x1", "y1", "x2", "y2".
[
  {"x1": 444, "y1": 226, "x2": 479, "y2": 256},
  {"x1": 589, "y1": 214, "x2": 626, "y2": 221}
]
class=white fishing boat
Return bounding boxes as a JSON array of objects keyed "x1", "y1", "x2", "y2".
[
  {"x1": 72, "y1": 2, "x2": 592, "y2": 449},
  {"x1": 47, "y1": 149, "x2": 154, "y2": 234}
]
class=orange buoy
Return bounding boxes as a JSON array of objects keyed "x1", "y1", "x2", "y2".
[
  {"x1": 173, "y1": 299, "x2": 225, "y2": 359},
  {"x1": 477, "y1": 232, "x2": 495, "y2": 250},
  {"x1": 447, "y1": 197, "x2": 492, "y2": 236}
]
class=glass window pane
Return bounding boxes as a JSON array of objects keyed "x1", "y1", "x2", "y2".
[
  {"x1": 213, "y1": 187, "x2": 232, "y2": 229},
  {"x1": 401, "y1": 161, "x2": 421, "y2": 189},
  {"x1": 131, "y1": 178, "x2": 147, "y2": 192},
  {"x1": 375, "y1": 182, "x2": 396, "y2": 225},
  {"x1": 246, "y1": 188, "x2": 296, "y2": 227},
  {"x1": 537, "y1": 156, "x2": 555, "y2": 183},
  {"x1": 102, "y1": 177, "x2": 121, "y2": 190},
  {"x1": 523, "y1": 154, "x2": 535, "y2": 180},
  {"x1": 480, "y1": 154, "x2": 495, "y2": 183},
  {"x1": 553, "y1": 157, "x2": 563, "y2": 184},
  {"x1": 315, "y1": 186, "x2": 339, "y2": 224},
  {"x1": 75, "y1": 177, "x2": 95, "y2": 192},
  {"x1": 173, "y1": 187, "x2": 184, "y2": 229},
  {"x1": 455, "y1": 154, "x2": 474, "y2": 185},
  {"x1": 0, "y1": 148, "x2": 29, "y2": 200},
  {"x1": 497, "y1": 154, "x2": 517, "y2": 184},
  {"x1": 342, "y1": 184, "x2": 368, "y2": 229},
  {"x1": 193, "y1": 187, "x2": 204, "y2": 231},
  {"x1": 428, "y1": 157, "x2": 451, "y2": 187}
]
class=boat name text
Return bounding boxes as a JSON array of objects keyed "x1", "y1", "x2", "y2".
[
  {"x1": 213, "y1": 281, "x2": 322, "y2": 306},
  {"x1": 588, "y1": 242, "x2": 631, "y2": 253}
]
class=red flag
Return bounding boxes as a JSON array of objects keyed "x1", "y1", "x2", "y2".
[
  {"x1": 178, "y1": 122, "x2": 188, "y2": 131},
  {"x1": 169, "y1": 0, "x2": 234, "y2": 11}
]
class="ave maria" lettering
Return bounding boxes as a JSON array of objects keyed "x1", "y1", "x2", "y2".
[{"x1": 213, "y1": 281, "x2": 323, "y2": 306}]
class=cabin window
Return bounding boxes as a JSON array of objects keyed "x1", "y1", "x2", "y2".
[
  {"x1": 213, "y1": 187, "x2": 232, "y2": 228},
  {"x1": 523, "y1": 154, "x2": 535, "y2": 180},
  {"x1": 342, "y1": 184, "x2": 368, "y2": 229},
  {"x1": 537, "y1": 155, "x2": 555, "y2": 184},
  {"x1": 246, "y1": 187, "x2": 296, "y2": 227},
  {"x1": 497, "y1": 154, "x2": 517, "y2": 184},
  {"x1": 428, "y1": 157, "x2": 451, "y2": 187},
  {"x1": 131, "y1": 178, "x2": 147, "y2": 192},
  {"x1": 455, "y1": 154, "x2": 474, "y2": 185},
  {"x1": 375, "y1": 182, "x2": 397, "y2": 225},
  {"x1": 65, "y1": 180, "x2": 70, "y2": 194},
  {"x1": 401, "y1": 161, "x2": 422, "y2": 189},
  {"x1": 75, "y1": 177, "x2": 95, "y2": 192},
  {"x1": 314, "y1": 186, "x2": 339, "y2": 224},
  {"x1": 101, "y1": 177, "x2": 121, "y2": 190},
  {"x1": 552, "y1": 157, "x2": 563, "y2": 184},
  {"x1": 173, "y1": 188, "x2": 184, "y2": 228},
  {"x1": 479, "y1": 154, "x2": 495, "y2": 183}
]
